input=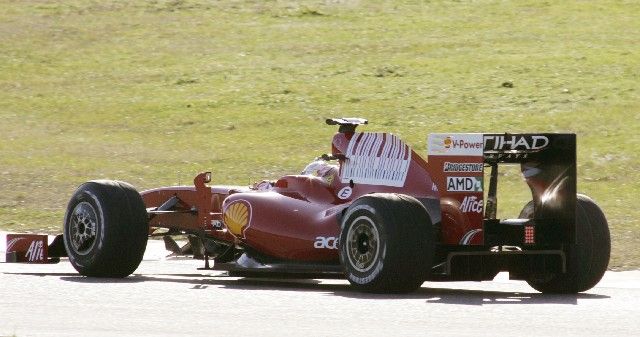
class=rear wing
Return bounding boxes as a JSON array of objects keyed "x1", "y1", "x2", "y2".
[
  {"x1": 428, "y1": 133, "x2": 577, "y2": 245},
  {"x1": 484, "y1": 133, "x2": 576, "y2": 233}
]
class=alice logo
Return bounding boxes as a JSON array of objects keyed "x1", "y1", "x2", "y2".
[{"x1": 26, "y1": 240, "x2": 44, "y2": 262}]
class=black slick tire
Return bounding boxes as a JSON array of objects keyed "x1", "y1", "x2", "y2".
[
  {"x1": 339, "y1": 193, "x2": 434, "y2": 293},
  {"x1": 522, "y1": 194, "x2": 610, "y2": 293},
  {"x1": 63, "y1": 180, "x2": 148, "y2": 277}
]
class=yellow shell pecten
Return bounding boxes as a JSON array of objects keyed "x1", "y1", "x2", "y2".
[{"x1": 224, "y1": 202, "x2": 249, "y2": 237}]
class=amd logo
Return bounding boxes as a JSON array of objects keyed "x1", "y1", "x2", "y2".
[
  {"x1": 446, "y1": 177, "x2": 483, "y2": 192},
  {"x1": 484, "y1": 135, "x2": 549, "y2": 151},
  {"x1": 443, "y1": 162, "x2": 484, "y2": 173}
]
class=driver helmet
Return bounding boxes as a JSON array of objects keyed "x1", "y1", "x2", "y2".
[{"x1": 301, "y1": 160, "x2": 337, "y2": 178}]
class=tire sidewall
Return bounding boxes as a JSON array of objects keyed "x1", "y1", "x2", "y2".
[
  {"x1": 524, "y1": 195, "x2": 610, "y2": 293},
  {"x1": 63, "y1": 185, "x2": 107, "y2": 273}
]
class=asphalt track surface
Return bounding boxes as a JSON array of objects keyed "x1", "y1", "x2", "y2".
[{"x1": 1, "y1": 239, "x2": 638, "y2": 337}]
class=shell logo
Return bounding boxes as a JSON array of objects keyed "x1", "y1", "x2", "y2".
[
  {"x1": 223, "y1": 200, "x2": 251, "y2": 238},
  {"x1": 444, "y1": 136, "x2": 453, "y2": 149}
]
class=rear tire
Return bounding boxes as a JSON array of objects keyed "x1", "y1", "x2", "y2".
[
  {"x1": 522, "y1": 194, "x2": 610, "y2": 293},
  {"x1": 63, "y1": 180, "x2": 148, "y2": 277},
  {"x1": 339, "y1": 193, "x2": 434, "y2": 293}
]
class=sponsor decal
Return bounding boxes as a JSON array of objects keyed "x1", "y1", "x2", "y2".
[
  {"x1": 443, "y1": 162, "x2": 484, "y2": 173},
  {"x1": 5, "y1": 235, "x2": 49, "y2": 263},
  {"x1": 460, "y1": 196, "x2": 483, "y2": 213},
  {"x1": 446, "y1": 177, "x2": 483, "y2": 192},
  {"x1": 223, "y1": 200, "x2": 252, "y2": 238},
  {"x1": 6, "y1": 237, "x2": 24, "y2": 252},
  {"x1": 337, "y1": 186, "x2": 353, "y2": 200},
  {"x1": 341, "y1": 133, "x2": 410, "y2": 187},
  {"x1": 484, "y1": 135, "x2": 549, "y2": 151},
  {"x1": 428, "y1": 134, "x2": 484, "y2": 156},
  {"x1": 25, "y1": 240, "x2": 45, "y2": 262},
  {"x1": 314, "y1": 236, "x2": 339, "y2": 250},
  {"x1": 484, "y1": 152, "x2": 531, "y2": 161},
  {"x1": 443, "y1": 137, "x2": 453, "y2": 149}
]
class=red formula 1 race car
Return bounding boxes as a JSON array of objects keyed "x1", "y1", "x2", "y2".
[{"x1": 6, "y1": 118, "x2": 611, "y2": 293}]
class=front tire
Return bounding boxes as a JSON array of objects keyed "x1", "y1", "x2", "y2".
[
  {"x1": 522, "y1": 194, "x2": 610, "y2": 293},
  {"x1": 63, "y1": 180, "x2": 148, "y2": 277},
  {"x1": 339, "y1": 194, "x2": 434, "y2": 293}
]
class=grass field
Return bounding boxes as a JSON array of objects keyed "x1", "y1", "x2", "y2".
[{"x1": 1, "y1": 0, "x2": 638, "y2": 269}]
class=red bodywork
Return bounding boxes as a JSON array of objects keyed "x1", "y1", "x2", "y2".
[
  {"x1": 140, "y1": 128, "x2": 576, "y2": 268},
  {"x1": 142, "y1": 131, "x2": 440, "y2": 262}
]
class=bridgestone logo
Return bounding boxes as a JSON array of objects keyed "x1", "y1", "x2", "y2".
[
  {"x1": 446, "y1": 176, "x2": 483, "y2": 192},
  {"x1": 444, "y1": 162, "x2": 483, "y2": 173}
]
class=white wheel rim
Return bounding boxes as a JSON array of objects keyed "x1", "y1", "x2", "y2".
[{"x1": 346, "y1": 215, "x2": 381, "y2": 273}]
